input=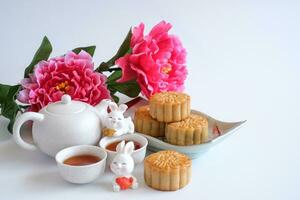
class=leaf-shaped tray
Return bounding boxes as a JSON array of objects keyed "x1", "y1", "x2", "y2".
[{"x1": 125, "y1": 98, "x2": 246, "y2": 159}]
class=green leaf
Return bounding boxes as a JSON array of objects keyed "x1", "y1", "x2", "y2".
[
  {"x1": 24, "y1": 36, "x2": 52, "y2": 78},
  {"x1": 95, "y1": 28, "x2": 132, "y2": 72},
  {"x1": 108, "y1": 79, "x2": 140, "y2": 98},
  {"x1": 109, "y1": 87, "x2": 117, "y2": 95},
  {"x1": 72, "y1": 46, "x2": 96, "y2": 57},
  {"x1": 107, "y1": 70, "x2": 122, "y2": 82},
  {"x1": 0, "y1": 84, "x2": 10, "y2": 105},
  {"x1": 111, "y1": 94, "x2": 119, "y2": 103},
  {"x1": 0, "y1": 85, "x2": 21, "y2": 133}
]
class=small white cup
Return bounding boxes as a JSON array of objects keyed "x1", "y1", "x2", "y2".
[
  {"x1": 99, "y1": 134, "x2": 148, "y2": 167},
  {"x1": 55, "y1": 145, "x2": 107, "y2": 184}
]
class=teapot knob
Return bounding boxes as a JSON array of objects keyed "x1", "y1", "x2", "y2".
[{"x1": 61, "y1": 95, "x2": 71, "y2": 104}]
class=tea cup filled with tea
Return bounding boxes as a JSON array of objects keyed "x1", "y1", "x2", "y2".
[
  {"x1": 99, "y1": 134, "x2": 148, "y2": 167},
  {"x1": 55, "y1": 145, "x2": 107, "y2": 184}
]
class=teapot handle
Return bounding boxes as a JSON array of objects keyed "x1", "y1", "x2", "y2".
[{"x1": 13, "y1": 112, "x2": 44, "y2": 151}]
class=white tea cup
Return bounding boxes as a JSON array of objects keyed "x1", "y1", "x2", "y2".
[
  {"x1": 55, "y1": 145, "x2": 107, "y2": 184},
  {"x1": 99, "y1": 134, "x2": 148, "y2": 167}
]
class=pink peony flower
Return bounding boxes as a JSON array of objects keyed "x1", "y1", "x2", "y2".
[
  {"x1": 116, "y1": 20, "x2": 187, "y2": 98},
  {"x1": 18, "y1": 50, "x2": 111, "y2": 111}
]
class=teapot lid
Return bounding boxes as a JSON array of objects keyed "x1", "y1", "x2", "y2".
[{"x1": 46, "y1": 95, "x2": 86, "y2": 114}]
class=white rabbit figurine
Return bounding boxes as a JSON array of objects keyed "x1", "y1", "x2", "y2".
[
  {"x1": 110, "y1": 141, "x2": 138, "y2": 192},
  {"x1": 95, "y1": 99, "x2": 112, "y2": 126},
  {"x1": 103, "y1": 102, "x2": 134, "y2": 137}
]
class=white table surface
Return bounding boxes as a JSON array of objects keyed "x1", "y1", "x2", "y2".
[{"x1": 0, "y1": 0, "x2": 299, "y2": 200}]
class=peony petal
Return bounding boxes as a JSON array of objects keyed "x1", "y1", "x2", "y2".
[
  {"x1": 72, "y1": 70, "x2": 81, "y2": 82},
  {"x1": 132, "y1": 41, "x2": 147, "y2": 54},
  {"x1": 153, "y1": 51, "x2": 171, "y2": 63},
  {"x1": 131, "y1": 64, "x2": 153, "y2": 98},
  {"x1": 149, "y1": 21, "x2": 172, "y2": 39},
  {"x1": 137, "y1": 74, "x2": 153, "y2": 98},
  {"x1": 139, "y1": 54, "x2": 156, "y2": 70},
  {"x1": 51, "y1": 91, "x2": 64, "y2": 102},
  {"x1": 17, "y1": 89, "x2": 30, "y2": 103},
  {"x1": 131, "y1": 23, "x2": 145, "y2": 47},
  {"x1": 129, "y1": 52, "x2": 144, "y2": 64},
  {"x1": 115, "y1": 55, "x2": 137, "y2": 82},
  {"x1": 157, "y1": 37, "x2": 174, "y2": 52},
  {"x1": 78, "y1": 50, "x2": 93, "y2": 61},
  {"x1": 148, "y1": 40, "x2": 159, "y2": 54}
]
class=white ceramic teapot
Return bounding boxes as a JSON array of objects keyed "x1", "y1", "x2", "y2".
[{"x1": 13, "y1": 95, "x2": 111, "y2": 157}]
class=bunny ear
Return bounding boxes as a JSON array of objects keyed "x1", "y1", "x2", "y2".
[
  {"x1": 109, "y1": 102, "x2": 119, "y2": 111},
  {"x1": 116, "y1": 140, "x2": 125, "y2": 153},
  {"x1": 123, "y1": 141, "x2": 134, "y2": 155},
  {"x1": 119, "y1": 104, "x2": 128, "y2": 113}
]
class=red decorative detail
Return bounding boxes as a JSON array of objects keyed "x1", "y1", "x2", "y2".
[
  {"x1": 213, "y1": 124, "x2": 221, "y2": 136},
  {"x1": 125, "y1": 97, "x2": 143, "y2": 109},
  {"x1": 115, "y1": 176, "x2": 134, "y2": 190}
]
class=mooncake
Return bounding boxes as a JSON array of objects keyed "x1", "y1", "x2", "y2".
[
  {"x1": 149, "y1": 92, "x2": 190, "y2": 123},
  {"x1": 134, "y1": 105, "x2": 165, "y2": 137},
  {"x1": 144, "y1": 150, "x2": 191, "y2": 191},
  {"x1": 165, "y1": 114, "x2": 208, "y2": 145}
]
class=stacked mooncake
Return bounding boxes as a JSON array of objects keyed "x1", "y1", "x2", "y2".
[
  {"x1": 134, "y1": 105, "x2": 165, "y2": 137},
  {"x1": 134, "y1": 91, "x2": 209, "y2": 146}
]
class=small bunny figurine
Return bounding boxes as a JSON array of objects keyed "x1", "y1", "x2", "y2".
[
  {"x1": 103, "y1": 102, "x2": 134, "y2": 137},
  {"x1": 110, "y1": 141, "x2": 138, "y2": 192}
]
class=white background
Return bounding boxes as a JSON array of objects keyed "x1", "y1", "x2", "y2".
[{"x1": 0, "y1": 0, "x2": 299, "y2": 200}]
